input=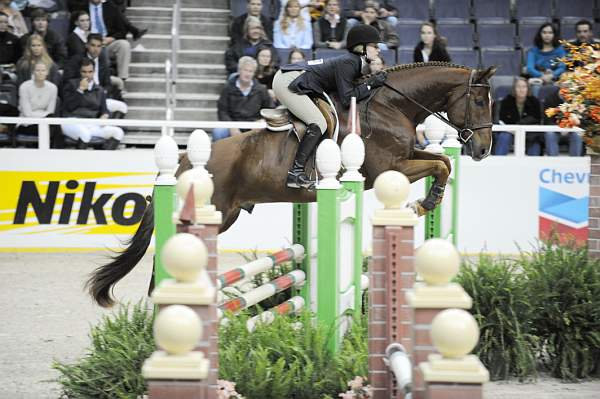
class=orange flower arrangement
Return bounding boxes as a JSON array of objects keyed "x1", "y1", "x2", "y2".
[{"x1": 546, "y1": 42, "x2": 600, "y2": 143}]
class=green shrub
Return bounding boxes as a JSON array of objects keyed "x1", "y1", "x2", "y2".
[
  {"x1": 455, "y1": 255, "x2": 537, "y2": 381},
  {"x1": 219, "y1": 311, "x2": 367, "y2": 399},
  {"x1": 521, "y1": 238, "x2": 600, "y2": 381},
  {"x1": 53, "y1": 301, "x2": 155, "y2": 398}
]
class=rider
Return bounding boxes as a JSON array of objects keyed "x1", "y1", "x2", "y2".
[{"x1": 272, "y1": 24, "x2": 388, "y2": 189}]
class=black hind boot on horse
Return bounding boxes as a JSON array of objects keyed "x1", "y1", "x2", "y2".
[{"x1": 286, "y1": 123, "x2": 323, "y2": 189}]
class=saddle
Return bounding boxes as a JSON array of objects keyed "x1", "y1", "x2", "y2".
[{"x1": 260, "y1": 97, "x2": 337, "y2": 141}]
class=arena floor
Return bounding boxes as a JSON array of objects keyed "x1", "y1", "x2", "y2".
[{"x1": 1, "y1": 252, "x2": 598, "y2": 399}]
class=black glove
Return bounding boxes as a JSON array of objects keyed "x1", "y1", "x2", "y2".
[{"x1": 366, "y1": 71, "x2": 387, "y2": 89}]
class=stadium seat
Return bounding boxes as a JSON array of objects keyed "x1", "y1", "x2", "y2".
[
  {"x1": 396, "y1": 24, "x2": 422, "y2": 50},
  {"x1": 432, "y1": 0, "x2": 472, "y2": 23},
  {"x1": 480, "y1": 48, "x2": 522, "y2": 76},
  {"x1": 449, "y1": 49, "x2": 480, "y2": 68},
  {"x1": 395, "y1": 0, "x2": 430, "y2": 23},
  {"x1": 313, "y1": 48, "x2": 345, "y2": 61},
  {"x1": 49, "y1": 13, "x2": 70, "y2": 41},
  {"x1": 397, "y1": 48, "x2": 413, "y2": 64},
  {"x1": 517, "y1": 23, "x2": 542, "y2": 49},
  {"x1": 514, "y1": 0, "x2": 552, "y2": 23},
  {"x1": 231, "y1": 0, "x2": 246, "y2": 17},
  {"x1": 472, "y1": 0, "x2": 512, "y2": 23},
  {"x1": 380, "y1": 49, "x2": 397, "y2": 66},
  {"x1": 477, "y1": 23, "x2": 516, "y2": 50},
  {"x1": 437, "y1": 23, "x2": 475, "y2": 50},
  {"x1": 554, "y1": 0, "x2": 596, "y2": 20}
]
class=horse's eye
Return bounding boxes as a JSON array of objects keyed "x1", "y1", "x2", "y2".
[{"x1": 474, "y1": 98, "x2": 485, "y2": 106}]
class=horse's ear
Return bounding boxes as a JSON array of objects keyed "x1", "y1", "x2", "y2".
[{"x1": 475, "y1": 66, "x2": 497, "y2": 82}]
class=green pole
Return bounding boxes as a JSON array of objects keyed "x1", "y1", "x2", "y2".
[{"x1": 292, "y1": 203, "x2": 311, "y2": 305}]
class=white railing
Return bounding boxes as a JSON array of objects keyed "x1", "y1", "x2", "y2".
[
  {"x1": 0, "y1": 117, "x2": 266, "y2": 150},
  {"x1": 491, "y1": 125, "x2": 584, "y2": 157}
]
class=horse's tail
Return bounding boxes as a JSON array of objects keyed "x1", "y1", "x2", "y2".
[{"x1": 86, "y1": 200, "x2": 155, "y2": 307}]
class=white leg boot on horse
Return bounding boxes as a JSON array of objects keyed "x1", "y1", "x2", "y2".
[{"x1": 286, "y1": 123, "x2": 323, "y2": 189}]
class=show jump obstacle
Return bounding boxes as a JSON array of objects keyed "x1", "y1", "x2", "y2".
[{"x1": 143, "y1": 130, "x2": 489, "y2": 399}]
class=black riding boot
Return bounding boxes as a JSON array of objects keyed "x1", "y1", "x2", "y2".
[
  {"x1": 76, "y1": 139, "x2": 88, "y2": 149},
  {"x1": 103, "y1": 137, "x2": 120, "y2": 150},
  {"x1": 286, "y1": 123, "x2": 323, "y2": 189}
]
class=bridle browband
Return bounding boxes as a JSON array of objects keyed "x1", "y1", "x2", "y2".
[{"x1": 380, "y1": 69, "x2": 492, "y2": 144}]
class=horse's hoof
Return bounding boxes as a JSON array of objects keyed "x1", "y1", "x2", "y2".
[{"x1": 408, "y1": 200, "x2": 428, "y2": 217}]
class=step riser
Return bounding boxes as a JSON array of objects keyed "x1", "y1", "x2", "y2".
[
  {"x1": 132, "y1": 51, "x2": 224, "y2": 64},
  {"x1": 128, "y1": 21, "x2": 228, "y2": 36},
  {"x1": 130, "y1": 0, "x2": 229, "y2": 8},
  {"x1": 130, "y1": 65, "x2": 227, "y2": 77},
  {"x1": 127, "y1": 8, "x2": 229, "y2": 20},
  {"x1": 124, "y1": 97, "x2": 217, "y2": 108},
  {"x1": 127, "y1": 109, "x2": 217, "y2": 121},
  {"x1": 126, "y1": 80, "x2": 224, "y2": 94},
  {"x1": 140, "y1": 36, "x2": 229, "y2": 51}
]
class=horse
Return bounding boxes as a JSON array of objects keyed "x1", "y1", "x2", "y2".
[{"x1": 87, "y1": 62, "x2": 496, "y2": 307}]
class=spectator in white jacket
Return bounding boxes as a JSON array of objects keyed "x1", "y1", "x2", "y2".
[{"x1": 274, "y1": 0, "x2": 313, "y2": 49}]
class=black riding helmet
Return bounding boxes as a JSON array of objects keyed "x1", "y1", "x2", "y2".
[{"x1": 346, "y1": 24, "x2": 381, "y2": 54}]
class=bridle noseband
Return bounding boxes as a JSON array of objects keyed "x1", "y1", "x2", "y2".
[{"x1": 381, "y1": 69, "x2": 492, "y2": 145}]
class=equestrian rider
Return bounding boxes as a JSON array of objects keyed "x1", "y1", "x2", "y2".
[{"x1": 272, "y1": 24, "x2": 388, "y2": 189}]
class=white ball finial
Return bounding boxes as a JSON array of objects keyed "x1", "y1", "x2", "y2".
[
  {"x1": 154, "y1": 135, "x2": 179, "y2": 185},
  {"x1": 161, "y1": 233, "x2": 208, "y2": 282},
  {"x1": 341, "y1": 133, "x2": 365, "y2": 182},
  {"x1": 373, "y1": 171, "x2": 410, "y2": 209},
  {"x1": 415, "y1": 239, "x2": 460, "y2": 286},
  {"x1": 187, "y1": 129, "x2": 211, "y2": 173},
  {"x1": 176, "y1": 169, "x2": 214, "y2": 207},
  {"x1": 154, "y1": 305, "x2": 203, "y2": 355},
  {"x1": 316, "y1": 139, "x2": 342, "y2": 189},
  {"x1": 431, "y1": 308, "x2": 479, "y2": 358},
  {"x1": 424, "y1": 114, "x2": 446, "y2": 154}
]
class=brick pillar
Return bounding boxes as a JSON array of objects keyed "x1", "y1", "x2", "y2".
[
  {"x1": 589, "y1": 154, "x2": 600, "y2": 258},
  {"x1": 369, "y1": 171, "x2": 418, "y2": 399}
]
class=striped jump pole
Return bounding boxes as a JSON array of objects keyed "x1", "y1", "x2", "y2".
[
  {"x1": 246, "y1": 296, "x2": 305, "y2": 332},
  {"x1": 216, "y1": 244, "x2": 305, "y2": 290}
]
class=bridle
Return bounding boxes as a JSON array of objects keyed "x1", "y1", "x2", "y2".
[{"x1": 380, "y1": 69, "x2": 492, "y2": 144}]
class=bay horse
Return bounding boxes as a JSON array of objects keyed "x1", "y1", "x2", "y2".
[{"x1": 88, "y1": 62, "x2": 496, "y2": 307}]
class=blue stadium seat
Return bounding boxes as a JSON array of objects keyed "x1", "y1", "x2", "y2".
[
  {"x1": 49, "y1": 14, "x2": 70, "y2": 41},
  {"x1": 477, "y1": 23, "x2": 516, "y2": 50},
  {"x1": 395, "y1": 0, "x2": 430, "y2": 23},
  {"x1": 231, "y1": 0, "x2": 246, "y2": 17},
  {"x1": 437, "y1": 23, "x2": 475, "y2": 50},
  {"x1": 480, "y1": 49, "x2": 522, "y2": 76},
  {"x1": 449, "y1": 49, "x2": 480, "y2": 68},
  {"x1": 554, "y1": 0, "x2": 595, "y2": 19},
  {"x1": 313, "y1": 48, "x2": 344, "y2": 60},
  {"x1": 517, "y1": 23, "x2": 542, "y2": 49},
  {"x1": 397, "y1": 48, "x2": 413, "y2": 64},
  {"x1": 432, "y1": 0, "x2": 472, "y2": 23},
  {"x1": 472, "y1": 0, "x2": 512, "y2": 23},
  {"x1": 380, "y1": 49, "x2": 397, "y2": 66},
  {"x1": 396, "y1": 24, "x2": 422, "y2": 50},
  {"x1": 514, "y1": 0, "x2": 552, "y2": 23},
  {"x1": 276, "y1": 47, "x2": 313, "y2": 64}
]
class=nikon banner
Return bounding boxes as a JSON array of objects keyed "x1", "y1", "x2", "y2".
[{"x1": 0, "y1": 149, "x2": 156, "y2": 252}]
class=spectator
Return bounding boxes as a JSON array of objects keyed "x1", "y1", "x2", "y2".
[
  {"x1": 214, "y1": 56, "x2": 274, "y2": 142},
  {"x1": 0, "y1": 11, "x2": 22, "y2": 76},
  {"x1": 369, "y1": 54, "x2": 384, "y2": 73},
  {"x1": 288, "y1": 47, "x2": 306, "y2": 63},
  {"x1": 225, "y1": 15, "x2": 273, "y2": 74},
  {"x1": 345, "y1": 0, "x2": 398, "y2": 29},
  {"x1": 273, "y1": 0, "x2": 313, "y2": 49},
  {"x1": 0, "y1": 0, "x2": 26, "y2": 36},
  {"x1": 526, "y1": 23, "x2": 566, "y2": 96},
  {"x1": 16, "y1": 61, "x2": 60, "y2": 146},
  {"x1": 67, "y1": 10, "x2": 91, "y2": 58},
  {"x1": 493, "y1": 77, "x2": 543, "y2": 156},
  {"x1": 230, "y1": 0, "x2": 274, "y2": 45},
  {"x1": 64, "y1": 33, "x2": 127, "y2": 118},
  {"x1": 313, "y1": 0, "x2": 348, "y2": 49},
  {"x1": 543, "y1": 86, "x2": 583, "y2": 156},
  {"x1": 357, "y1": 1, "x2": 398, "y2": 50},
  {"x1": 20, "y1": 8, "x2": 67, "y2": 67},
  {"x1": 10, "y1": 0, "x2": 27, "y2": 12},
  {"x1": 61, "y1": 58, "x2": 124, "y2": 149},
  {"x1": 255, "y1": 45, "x2": 278, "y2": 101},
  {"x1": 16, "y1": 34, "x2": 61, "y2": 87},
  {"x1": 25, "y1": 0, "x2": 65, "y2": 14},
  {"x1": 570, "y1": 19, "x2": 599, "y2": 46},
  {"x1": 413, "y1": 22, "x2": 451, "y2": 63},
  {"x1": 281, "y1": 0, "x2": 324, "y2": 22},
  {"x1": 73, "y1": 0, "x2": 148, "y2": 81}
]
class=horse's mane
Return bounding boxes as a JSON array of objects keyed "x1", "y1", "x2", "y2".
[{"x1": 362, "y1": 61, "x2": 471, "y2": 80}]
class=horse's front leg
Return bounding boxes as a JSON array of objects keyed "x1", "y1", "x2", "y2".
[{"x1": 393, "y1": 158, "x2": 450, "y2": 216}]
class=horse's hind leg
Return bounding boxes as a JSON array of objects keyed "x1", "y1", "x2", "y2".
[{"x1": 394, "y1": 158, "x2": 450, "y2": 216}]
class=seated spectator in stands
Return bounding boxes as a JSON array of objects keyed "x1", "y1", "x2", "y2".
[
  {"x1": 225, "y1": 16, "x2": 273, "y2": 74},
  {"x1": 255, "y1": 45, "x2": 278, "y2": 101},
  {"x1": 281, "y1": 0, "x2": 325, "y2": 22},
  {"x1": 274, "y1": 0, "x2": 313, "y2": 49},
  {"x1": 61, "y1": 58, "x2": 124, "y2": 149},
  {"x1": 526, "y1": 23, "x2": 566, "y2": 97},
  {"x1": 16, "y1": 61, "x2": 61, "y2": 145},
  {"x1": 543, "y1": 86, "x2": 583, "y2": 156},
  {"x1": 357, "y1": 1, "x2": 398, "y2": 50},
  {"x1": 345, "y1": 0, "x2": 398, "y2": 29},
  {"x1": 230, "y1": 0, "x2": 273, "y2": 45},
  {"x1": 16, "y1": 34, "x2": 61, "y2": 87},
  {"x1": 0, "y1": 0, "x2": 27, "y2": 36},
  {"x1": 413, "y1": 22, "x2": 451, "y2": 63},
  {"x1": 20, "y1": 9, "x2": 67, "y2": 67},
  {"x1": 313, "y1": 0, "x2": 347, "y2": 50},
  {"x1": 288, "y1": 47, "x2": 306, "y2": 63},
  {"x1": 67, "y1": 10, "x2": 91, "y2": 57},
  {"x1": 64, "y1": 33, "x2": 127, "y2": 118},
  {"x1": 72, "y1": 0, "x2": 148, "y2": 81},
  {"x1": 493, "y1": 77, "x2": 543, "y2": 156},
  {"x1": 10, "y1": 0, "x2": 27, "y2": 12},
  {"x1": 369, "y1": 54, "x2": 384, "y2": 73},
  {"x1": 213, "y1": 56, "x2": 274, "y2": 142},
  {"x1": 570, "y1": 19, "x2": 599, "y2": 46},
  {"x1": 0, "y1": 11, "x2": 22, "y2": 80},
  {"x1": 25, "y1": 0, "x2": 65, "y2": 14}
]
